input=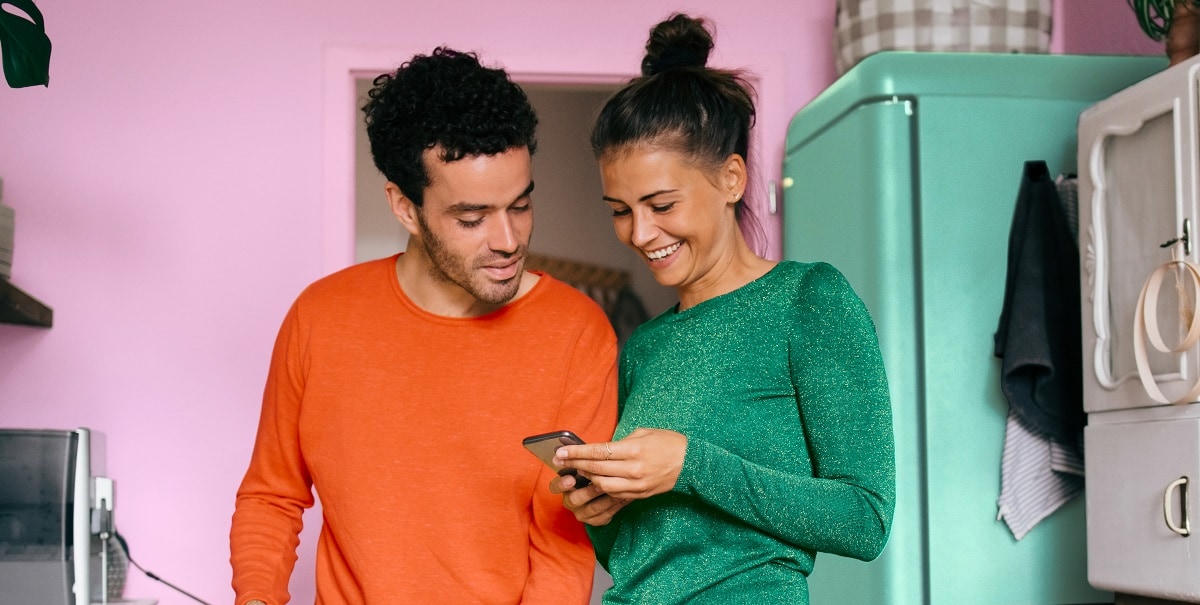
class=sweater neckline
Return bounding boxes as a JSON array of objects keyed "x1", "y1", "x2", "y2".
[
  {"x1": 386, "y1": 253, "x2": 550, "y2": 325},
  {"x1": 665, "y1": 261, "x2": 788, "y2": 321}
]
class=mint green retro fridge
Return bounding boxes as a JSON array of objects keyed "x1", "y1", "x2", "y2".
[{"x1": 781, "y1": 52, "x2": 1164, "y2": 605}]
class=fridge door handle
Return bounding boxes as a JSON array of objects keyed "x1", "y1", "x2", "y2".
[{"x1": 1163, "y1": 476, "x2": 1191, "y2": 537}]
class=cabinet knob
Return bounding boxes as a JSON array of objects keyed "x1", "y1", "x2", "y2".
[{"x1": 1163, "y1": 476, "x2": 1191, "y2": 537}]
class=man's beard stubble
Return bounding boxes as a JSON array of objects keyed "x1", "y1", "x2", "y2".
[{"x1": 415, "y1": 214, "x2": 528, "y2": 306}]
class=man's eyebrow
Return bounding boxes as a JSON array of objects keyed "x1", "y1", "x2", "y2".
[{"x1": 447, "y1": 202, "x2": 491, "y2": 213}]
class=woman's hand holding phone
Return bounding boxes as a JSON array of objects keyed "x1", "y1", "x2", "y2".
[
  {"x1": 523, "y1": 430, "x2": 631, "y2": 526},
  {"x1": 543, "y1": 428, "x2": 687, "y2": 526}
]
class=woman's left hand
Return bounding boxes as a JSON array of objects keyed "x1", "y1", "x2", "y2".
[{"x1": 554, "y1": 428, "x2": 688, "y2": 500}]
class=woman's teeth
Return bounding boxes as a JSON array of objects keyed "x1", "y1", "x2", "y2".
[{"x1": 647, "y1": 242, "x2": 681, "y2": 260}]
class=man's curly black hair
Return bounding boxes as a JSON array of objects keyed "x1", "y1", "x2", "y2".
[{"x1": 362, "y1": 47, "x2": 538, "y2": 207}]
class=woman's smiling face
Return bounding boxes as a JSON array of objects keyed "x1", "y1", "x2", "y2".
[{"x1": 599, "y1": 146, "x2": 745, "y2": 302}]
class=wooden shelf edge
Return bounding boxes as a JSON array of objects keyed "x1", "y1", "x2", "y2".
[{"x1": 0, "y1": 278, "x2": 53, "y2": 327}]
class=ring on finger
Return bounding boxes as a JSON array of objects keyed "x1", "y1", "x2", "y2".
[{"x1": 604, "y1": 441, "x2": 613, "y2": 460}]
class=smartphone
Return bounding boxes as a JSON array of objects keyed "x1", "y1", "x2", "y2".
[{"x1": 522, "y1": 430, "x2": 591, "y2": 488}]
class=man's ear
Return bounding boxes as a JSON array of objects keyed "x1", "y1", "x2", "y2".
[{"x1": 386, "y1": 182, "x2": 422, "y2": 237}]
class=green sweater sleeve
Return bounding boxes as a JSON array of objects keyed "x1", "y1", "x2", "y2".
[{"x1": 671, "y1": 263, "x2": 896, "y2": 561}]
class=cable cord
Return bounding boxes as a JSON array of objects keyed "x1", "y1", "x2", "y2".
[{"x1": 114, "y1": 531, "x2": 213, "y2": 605}]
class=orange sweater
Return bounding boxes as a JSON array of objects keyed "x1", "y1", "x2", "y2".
[{"x1": 231, "y1": 256, "x2": 618, "y2": 604}]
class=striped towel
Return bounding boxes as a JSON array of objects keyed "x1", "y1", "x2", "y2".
[{"x1": 996, "y1": 410, "x2": 1084, "y2": 540}]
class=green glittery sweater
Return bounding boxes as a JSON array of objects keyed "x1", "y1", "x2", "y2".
[{"x1": 587, "y1": 261, "x2": 896, "y2": 604}]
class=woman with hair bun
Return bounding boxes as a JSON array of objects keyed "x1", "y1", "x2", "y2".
[{"x1": 551, "y1": 13, "x2": 896, "y2": 603}]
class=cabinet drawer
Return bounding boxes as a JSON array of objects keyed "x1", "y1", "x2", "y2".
[{"x1": 1086, "y1": 418, "x2": 1200, "y2": 600}]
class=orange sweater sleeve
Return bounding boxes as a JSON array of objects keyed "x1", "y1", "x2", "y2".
[{"x1": 230, "y1": 301, "x2": 314, "y2": 605}]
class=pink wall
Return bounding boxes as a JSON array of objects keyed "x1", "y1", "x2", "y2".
[
  {"x1": 1052, "y1": 0, "x2": 1166, "y2": 55},
  {"x1": 0, "y1": 0, "x2": 1163, "y2": 603}
]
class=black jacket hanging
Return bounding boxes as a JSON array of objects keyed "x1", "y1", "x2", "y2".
[{"x1": 993, "y1": 160, "x2": 1085, "y2": 446}]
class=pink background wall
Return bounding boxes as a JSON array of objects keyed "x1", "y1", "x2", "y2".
[{"x1": 0, "y1": 0, "x2": 1165, "y2": 603}]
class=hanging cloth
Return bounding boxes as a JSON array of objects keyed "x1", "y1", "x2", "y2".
[{"x1": 993, "y1": 161, "x2": 1084, "y2": 540}]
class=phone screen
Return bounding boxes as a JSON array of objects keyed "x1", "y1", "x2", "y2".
[{"x1": 522, "y1": 430, "x2": 590, "y2": 488}]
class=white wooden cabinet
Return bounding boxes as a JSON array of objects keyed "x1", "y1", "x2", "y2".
[{"x1": 1079, "y1": 54, "x2": 1200, "y2": 602}]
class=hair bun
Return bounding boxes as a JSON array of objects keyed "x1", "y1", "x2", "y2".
[{"x1": 641, "y1": 13, "x2": 713, "y2": 77}]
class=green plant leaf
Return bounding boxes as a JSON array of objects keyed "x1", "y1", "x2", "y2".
[{"x1": 0, "y1": 0, "x2": 51, "y2": 88}]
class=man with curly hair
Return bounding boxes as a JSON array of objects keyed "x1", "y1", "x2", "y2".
[{"x1": 230, "y1": 48, "x2": 617, "y2": 605}]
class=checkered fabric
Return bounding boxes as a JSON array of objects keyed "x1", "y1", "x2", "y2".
[{"x1": 835, "y1": 0, "x2": 1052, "y2": 74}]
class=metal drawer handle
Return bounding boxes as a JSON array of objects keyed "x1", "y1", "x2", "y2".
[{"x1": 1163, "y1": 476, "x2": 1191, "y2": 537}]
